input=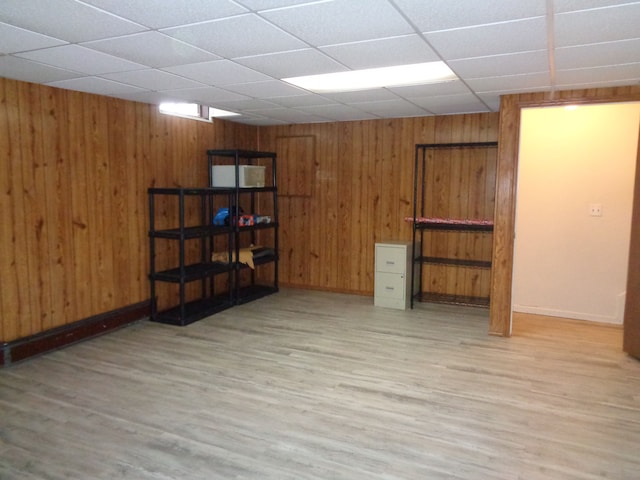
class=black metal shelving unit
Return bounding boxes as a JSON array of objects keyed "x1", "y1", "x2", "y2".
[
  {"x1": 148, "y1": 150, "x2": 279, "y2": 326},
  {"x1": 207, "y1": 149, "x2": 279, "y2": 305},
  {"x1": 148, "y1": 187, "x2": 235, "y2": 326},
  {"x1": 410, "y1": 141, "x2": 498, "y2": 308}
]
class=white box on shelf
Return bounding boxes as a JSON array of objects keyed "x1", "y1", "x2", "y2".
[{"x1": 211, "y1": 165, "x2": 266, "y2": 188}]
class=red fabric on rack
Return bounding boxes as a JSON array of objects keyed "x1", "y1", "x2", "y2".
[{"x1": 404, "y1": 216, "x2": 493, "y2": 226}]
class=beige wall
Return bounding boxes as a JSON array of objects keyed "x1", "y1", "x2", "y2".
[{"x1": 513, "y1": 102, "x2": 640, "y2": 324}]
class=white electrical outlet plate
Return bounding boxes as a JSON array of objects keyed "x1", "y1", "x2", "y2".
[{"x1": 589, "y1": 204, "x2": 603, "y2": 216}]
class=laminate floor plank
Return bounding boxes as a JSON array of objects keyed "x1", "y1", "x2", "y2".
[{"x1": 1, "y1": 289, "x2": 639, "y2": 479}]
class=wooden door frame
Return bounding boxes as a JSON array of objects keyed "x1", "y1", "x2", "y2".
[
  {"x1": 489, "y1": 88, "x2": 640, "y2": 337},
  {"x1": 623, "y1": 125, "x2": 640, "y2": 356}
]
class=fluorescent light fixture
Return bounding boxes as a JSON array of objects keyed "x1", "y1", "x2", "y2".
[{"x1": 283, "y1": 61, "x2": 457, "y2": 93}]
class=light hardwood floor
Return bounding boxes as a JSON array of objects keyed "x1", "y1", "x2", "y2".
[{"x1": 1, "y1": 289, "x2": 639, "y2": 479}]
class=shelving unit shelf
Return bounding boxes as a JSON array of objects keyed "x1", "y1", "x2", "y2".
[
  {"x1": 415, "y1": 292, "x2": 491, "y2": 308},
  {"x1": 207, "y1": 149, "x2": 279, "y2": 306},
  {"x1": 409, "y1": 141, "x2": 498, "y2": 308},
  {"x1": 419, "y1": 257, "x2": 492, "y2": 268},
  {"x1": 148, "y1": 187, "x2": 235, "y2": 326}
]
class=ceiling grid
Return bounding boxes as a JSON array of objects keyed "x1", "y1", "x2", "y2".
[{"x1": 0, "y1": 0, "x2": 637, "y2": 125}]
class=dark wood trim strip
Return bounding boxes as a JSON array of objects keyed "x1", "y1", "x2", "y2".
[
  {"x1": 1, "y1": 300, "x2": 151, "y2": 367},
  {"x1": 489, "y1": 94, "x2": 520, "y2": 337},
  {"x1": 623, "y1": 122, "x2": 640, "y2": 357}
]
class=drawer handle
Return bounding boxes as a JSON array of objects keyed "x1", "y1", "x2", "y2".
[
  {"x1": 385, "y1": 286, "x2": 395, "y2": 291},
  {"x1": 385, "y1": 261, "x2": 395, "y2": 265}
]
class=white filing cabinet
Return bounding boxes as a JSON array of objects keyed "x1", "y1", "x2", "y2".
[{"x1": 374, "y1": 241, "x2": 418, "y2": 310}]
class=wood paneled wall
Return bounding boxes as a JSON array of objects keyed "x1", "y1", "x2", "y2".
[
  {"x1": 0, "y1": 78, "x2": 257, "y2": 342},
  {"x1": 11, "y1": 76, "x2": 635, "y2": 345},
  {"x1": 490, "y1": 85, "x2": 640, "y2": 337},
  {"x1": 258, "y1": 114, "x2": 499, "y2": 295}
]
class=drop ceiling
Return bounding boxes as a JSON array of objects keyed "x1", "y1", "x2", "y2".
[{"x1": 1, "y1": 0, "x2": 639, "y2": 125}]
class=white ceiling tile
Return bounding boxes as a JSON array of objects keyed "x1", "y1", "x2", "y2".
[
  {"x1": 46, "y1": 76, "x2": 147, "y2": 95},
  {"x1": 465, "y1": 72, "x2": 552, "y2": 93},
  {"x1": 209, "y1": 98, "x2": 281, "y2": 111},
  {"x1": 425, "y1": 17, "x2": 547, "y2": 60},
  {"x1": 554, "y1": 0, "x2": 638, "y2": 13},
  {"x1": 82, "y1": 0, "x2": 248, "y2": 29},
  {"x1": 319, "y1": 89, "x2": 400, "y2": 104},
  {"x1": 449, "y1": 51, "x2": 549, "y2": 79},
  {"x1": 477, "y1": 94, "x2": 501, "y2": 111},
  {"x1": 387, "y1": 80, "x2": 472, "y2": 97},
  {"x1": 555, "y1": 3, "x2": 640, "y2": 47},
  {"x1": 393, "y1": 0, "x2": 546, "y2": 31},
  {"x1": 555, "y1": 63, "x2": 640, "y2": 86},
  {"x1": 553, "y1": 78, "x2": 640, "y2": 91},
  {"x1": 0, "y1": 56, "x2": 83, "y2": 83},
  {"x1": 320, "y1": 35, "x2": 440, "y2": 70},
  {"x1": 432, "y1": 103, "x2": 489, "y2": 115},
  {"x1": 238, "y1": 116, "x2": 288, "y2": 126},
  {"x1": 109, "y1": 91, "x2": 188, "y2": 105},
  {"x1": 160, "y1": 86, "x2": 250, "y2": 104},
  {"x1": 16, "y1": 45, "x2": 147, "y2": 75},
  {"x1": 556, "y1": 39, "x2": 640, "y2": 70},
  {"x1": 0, "y1": 0, "x2": 147, "y2": 43},
  {"x1": 161, "y1": 14, "x2": 306, "y2": 58},
  {"x1": 242, "y1": 107, "x2": 329, "y2": 123},
  {"x1": 236, "y1": 0, "x2": 319, "y2": 10},
  {"x1": 163, "y1": 60, "x2": 271, "y2": 86},
  {"x1": 261, "y1": 0, "x2": 413, "y2": 46},
  {"x1": 82, "y1": 32, "x2": 219, "y2": 69},
  {"x1": 294, "y1": 104, "x2": 378, "y2": 121},
  {"x1": 0, "y1": 23, "x2": 67, "y2": 54},
  {"x1": 410, "y1": 93, "x2": 490, "y2": 115},
  {"x1": 350, "y1": 99, "x2": 428, "y2": 118},
  {"x1": 100, "y1": 69, "x2": 206, "y2": 91},
  {"x1": 223, "y1": 80, "x2": 308, "y2": 98},
  {"x1": 235, "y1": 49, "x2": 346, "y2": 78},
  {"x1": 267, "y1": 94, "x2": 336, "y2": 108}
]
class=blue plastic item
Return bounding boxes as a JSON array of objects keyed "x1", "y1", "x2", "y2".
[{"x1": 213, "y1": 208, "x2": 229, "y2": 226}]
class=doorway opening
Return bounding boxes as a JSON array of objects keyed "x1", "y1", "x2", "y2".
[{"x1": 511, "y1": 102, "x2": 640, "y2": 339}]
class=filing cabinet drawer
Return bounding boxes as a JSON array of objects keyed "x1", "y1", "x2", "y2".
[
  {"x1": 374, "y1": 295, "x2": 407, "y2": 310},
  {"x1": 375, "y1": 245, "x2": 407, "y2": 274},
  {"x1": 374, "y1": 272, "x2": 405, "y2": 300}
]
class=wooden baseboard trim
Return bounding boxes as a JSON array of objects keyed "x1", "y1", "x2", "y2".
[
  {"x1": 1, "y1": 300, "x2": 151, "y2": 367},
  {"x1": 512, "y1": 311, "x2": 624, "y2": 329}
]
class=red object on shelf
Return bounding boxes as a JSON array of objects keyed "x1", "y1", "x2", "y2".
[
  {"x1": 404, "y1": 216, "x2": 493, "y2": 226},
  {"x1": 236, "y1": 215, "x2": 255, "y2": 227}
]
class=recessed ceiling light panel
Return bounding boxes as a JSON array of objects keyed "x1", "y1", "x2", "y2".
[{"x1": 283, "y1": 62, "x2": 458, "y2": 93}]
